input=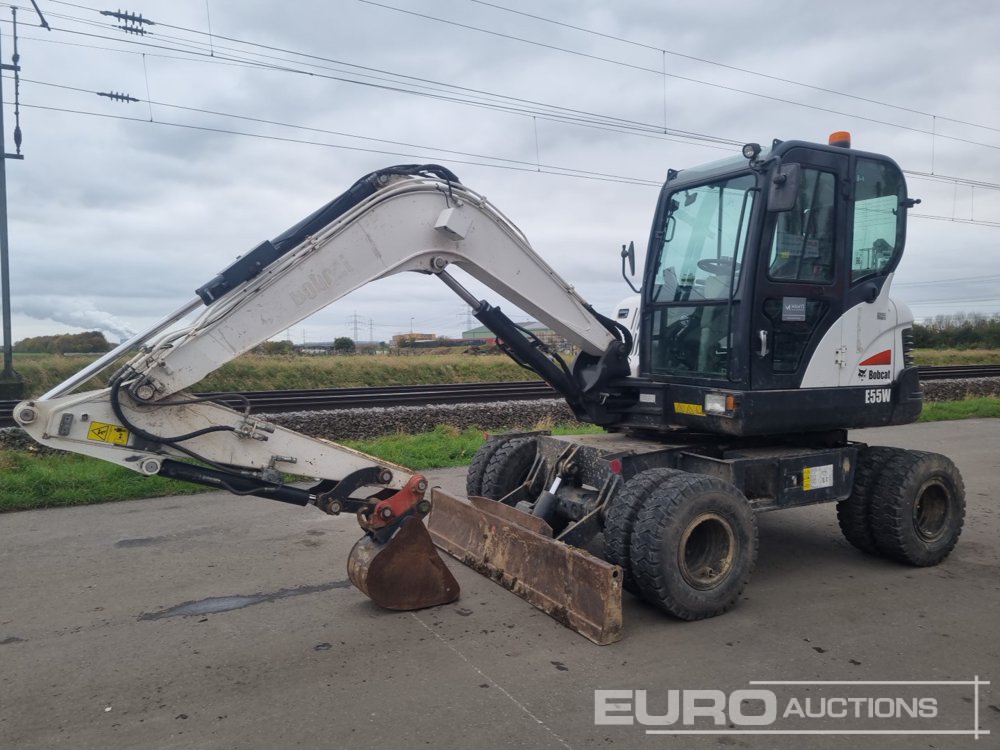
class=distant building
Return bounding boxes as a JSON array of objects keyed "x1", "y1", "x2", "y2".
[
  {"x1": 462, "y1": 321, "x2": 566, "y2": 349},
  {"x1": 391, "y1": 332, "x2": 435, "y2": 347}
]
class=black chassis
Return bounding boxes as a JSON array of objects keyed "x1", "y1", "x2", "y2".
[{"x1": 509, "y1": 431, "x2": 858, "y2": 549}]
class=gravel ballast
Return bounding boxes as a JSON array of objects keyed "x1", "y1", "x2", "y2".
[{"x1": 2, "y1": 378, "x2": 998, "y2": 452}]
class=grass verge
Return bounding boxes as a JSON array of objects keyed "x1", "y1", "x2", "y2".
[
  {"x1": 0, "y1": 422, "x2": 602, "y2": 513},
  {"x1": 12, "y1": 353, "x2": 537, "y2": 397},
  {"x1": 2, "y1": 398, "x2": 997, "y2": 513},
  {"x1": 0, "y1": 450, "x2": 208, "y2": 513},
  {"x1": 919, "y1": 397, "x2": 1000, "y2": 422},
  {"x1": 12, "y1": 348, "x2": 999, "y2": 397}
]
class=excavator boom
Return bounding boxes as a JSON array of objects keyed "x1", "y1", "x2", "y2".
[{"x1": 14, "y1": 164, "x2": 630, "y2": 641}]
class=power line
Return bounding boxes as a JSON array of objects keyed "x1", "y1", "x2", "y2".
[
  {"x1": 31, "y1": 4, "x2": 736, "y2": 143},
  {"x1": 895, "y1": 274, "x2": 1000, "y2": 287},
  {"x1": 5, "y1": 6, "x2": 1000, "y2": 225},
  {"x1": 9, "y1": 64, "x2": 1000, "y2": 220},
  {"x1": 900, "y1": 295, "x2": 1000, "y2": 304},
  {"x1": 6, "y1": 17, "x2": 741, "y2": 153},
  {"x1": 36, "y1": 1, "x2": 1000, "y2": 154},
  {"x1": 910, "y1": 214, "x2": 1000, "y2": 228},
  {"x1": 906, "y1": 170, "x2": 1000, "y2": 192},
  {"x1": 357, "y1": 0, "x2": 1000, "y2": 152},
  {"x1": 18, "y1": 76, "x2": 667, "y2": 179},
  {"x1": 461, "y1": 0, "x2": 1000, "y2": 136},
  {"x1": 13, "y1": 100, "x2": 664, "y2": 187},
  {"x1": 14, "y1": 95, "x2": 1000, "y2": 231},
  {"x1": 12, "y1": 24, "x2": 1000, "y2": 198},
  {"x1": 13, "y1": 13, "x2": 998, "y2": 224}
]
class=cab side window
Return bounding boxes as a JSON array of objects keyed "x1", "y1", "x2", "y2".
[
  {"x1": 852, "y1": 159, "x2": 905, "y2": 282},
  {"x1": 768, "y1": 169, "x2": 836, "y2": 284}
]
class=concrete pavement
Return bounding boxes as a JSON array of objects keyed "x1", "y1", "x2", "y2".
[{"x1": 1, "y1": 419, "x2": 997, "y2": 749}]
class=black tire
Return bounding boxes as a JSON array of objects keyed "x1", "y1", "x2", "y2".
[
  {"x1": 836, "y1": 446, "x2": 908, "y2": 554},
  {"x1": 466, "y1": 437, "x2": 510, "y2": 496},
  {"x1": 630, "y1": 473, "x2": 757, "y2": 620},
  {"x1": 479, "y1": 437, "x2": 537, "y2": 501},
  {"x1": 603, "y1": 468, "x2": 681, "y2": 595},
  {"x1": 869, "y1": 450, "x2": 965, "y2": 566}
]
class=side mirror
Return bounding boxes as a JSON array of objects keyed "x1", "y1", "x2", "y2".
[
  {"x1": 768, "y1": 163, "x2": 801, "y2": 212},
  {"x1": 620, "y1": 241, "x2": 640, "y2": 293}
]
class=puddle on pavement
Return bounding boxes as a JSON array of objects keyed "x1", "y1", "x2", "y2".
[{"x1": 139, "y1": 579, "x2": 352, "y2": 620}]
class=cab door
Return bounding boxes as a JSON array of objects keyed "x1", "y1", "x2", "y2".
[
  {"x1": 750, "y1": 148, "x2": 850, "y2": 390},
  {"x1": 836, "y1": 157, "x2": 910, "y2": 388}
]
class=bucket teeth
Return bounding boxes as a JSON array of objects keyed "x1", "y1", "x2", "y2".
[
  {"x1": 426, "y1": 488, "x2": 623, "y2": 645},
  {"x1": 347, "y1": 516, "x2": 460, "y2": 610}
]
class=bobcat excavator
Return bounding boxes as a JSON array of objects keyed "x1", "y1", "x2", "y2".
[{"x1": 14, "y1": 133, "x2": 965, "y2": 644}]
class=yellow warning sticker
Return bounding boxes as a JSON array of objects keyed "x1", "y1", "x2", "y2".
[
  {"x1": 86, "y1": 421, "x2": 130, "y2": 446},
  {"x1": 673, "y1": 402, "x2": 704, "y2": 416},
  {"x1": 803, "y1": 465, "x2": 834, "y2": 491}
]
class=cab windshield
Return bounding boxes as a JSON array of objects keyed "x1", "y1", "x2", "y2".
[{"x1": 647, "y1": 173, "x2": 756, "y2": 377}]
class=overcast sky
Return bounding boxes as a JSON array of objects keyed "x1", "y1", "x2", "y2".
[{"x1": 2, "y1": 0, "x2": 998, "y2": 348}]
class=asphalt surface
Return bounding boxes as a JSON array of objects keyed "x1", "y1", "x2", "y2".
[{"x1": 1, "y1": 419, "x2": 997, "y2": 749}]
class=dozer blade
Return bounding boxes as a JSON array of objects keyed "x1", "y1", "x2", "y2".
[
  {"x1": 426, "y1": 488, "x2": 623, "y2": 645},
  {"x1": 347, "y1": 515, "x2": 460, "y2": 610}
]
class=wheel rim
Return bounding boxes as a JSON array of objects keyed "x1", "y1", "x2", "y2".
[
  {"x1": 912, "y1": 479, "x2": 952, "y2": 542},
  {"x1": 677, "y1": 512, "x2": 736, "y2": 590}
]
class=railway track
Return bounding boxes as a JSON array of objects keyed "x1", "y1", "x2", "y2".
[{"x1": 2, "y1": 365, "x2": 998, "y2": 428}]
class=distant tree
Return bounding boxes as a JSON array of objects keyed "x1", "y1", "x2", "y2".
[
  {"x1": 333, "y1": 336, "x2": 356, "y2": 354},
  {"x1": 254, "y1": 340, "x2": 295, "y2": 355},
  {"x1": 911, "y1": 323, "x2": 933, "y2": 349},
  {"x1": 911, "y1": 316, "x2": 1000, "y2": 350},
  {"x1": 14, "y1": 331, "x2": 111, "y2": 354}
]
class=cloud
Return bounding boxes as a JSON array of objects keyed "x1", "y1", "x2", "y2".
[{"x1": 1, "y1": 0, "x2": 997, "y2": 352}]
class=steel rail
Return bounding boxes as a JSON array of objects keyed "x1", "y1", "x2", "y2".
[{"x1": 2, "y1": 366, "x2": 998, "y2": 428}]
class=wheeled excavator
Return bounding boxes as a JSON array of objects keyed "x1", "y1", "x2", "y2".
[{"x1": 14, "y1": 133, "x2": 965, "y2": 644}]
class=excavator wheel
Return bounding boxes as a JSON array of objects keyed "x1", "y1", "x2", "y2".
[
  {"x1": 836, "y1": 446, "x2": 908, "y2": 555},
  {"x1": 868, "y1": 450, "x2": 965, "y2": 566},
  {"x1": 347, "y1": 516, "x2": 460, "y2": 610},
  {"x1": 466, "y1": 436, "x2": 513, "y2": 496},
  {"x1": 604, "y1": 468, "x2": 682, "y2": 595},
  {"x1": 479, "y1": 437, "x2": 537, "y2": 502},
  {"x1": 630, "y1": 473, "x2": 757, "y2": 620}
]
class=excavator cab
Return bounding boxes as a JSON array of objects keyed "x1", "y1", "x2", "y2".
[{"x1": 625, "y1": 133, "x2": 923, "y2": 436}]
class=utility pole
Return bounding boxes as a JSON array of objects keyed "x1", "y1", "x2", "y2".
[
  {"x1": 0, "y1": 7, "x2": 32, "y2": 397},
  {"x1": 0, "y1": 4, "x2": 47, "y2": 397},
  {"x1": 347, "y1": 311, "x2": 363, "y2": 341}
]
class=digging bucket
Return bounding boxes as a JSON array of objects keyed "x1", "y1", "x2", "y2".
[{"x1": 347, "y1": 515, "x2": 460, "y2": 610}]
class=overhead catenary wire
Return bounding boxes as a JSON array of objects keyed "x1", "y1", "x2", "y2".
[
  {"x1": 25, "y1": 3, "x2": 741, "y2": 147},
  {"x1": 3, "y1": 20, "x2": 742, "y2": 153},
  {"x1": 356, "y1": 0, "x2": 1000, "y2": 152},
  {"x1": 31, "y1": 0, "x2": 1000, "y2": 154},
  {"x1": 14, "y1": 65, "x2": 1000, "y2": 194},
  {"x1": 461, "y1": 0, "x2": 1000, "y2": 135},
  {"x1": 10, "y1": 62, "x2": 1000, "y2": 223},
  {"x1": 1, "y1": 6, "x2": 995, "y2": 205},
  {"x1": 895, "y1": 274, "x2": 1000, "y2": 288},
  {"x1": 10, "y1": 96, "x2": 1000, "y2": 230},
  {"x1": 6, "y1": 7, "x2": 995, "y2": 207},
  {"x1": 15, "y1": 75, "x2": 667, "y2": 180},
  {"x1": 12, "y1": 100, "x2": 665, "y2": 187},
  {"x1": 3, "y1": 4, "x2": 999, "y2": 227}
]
